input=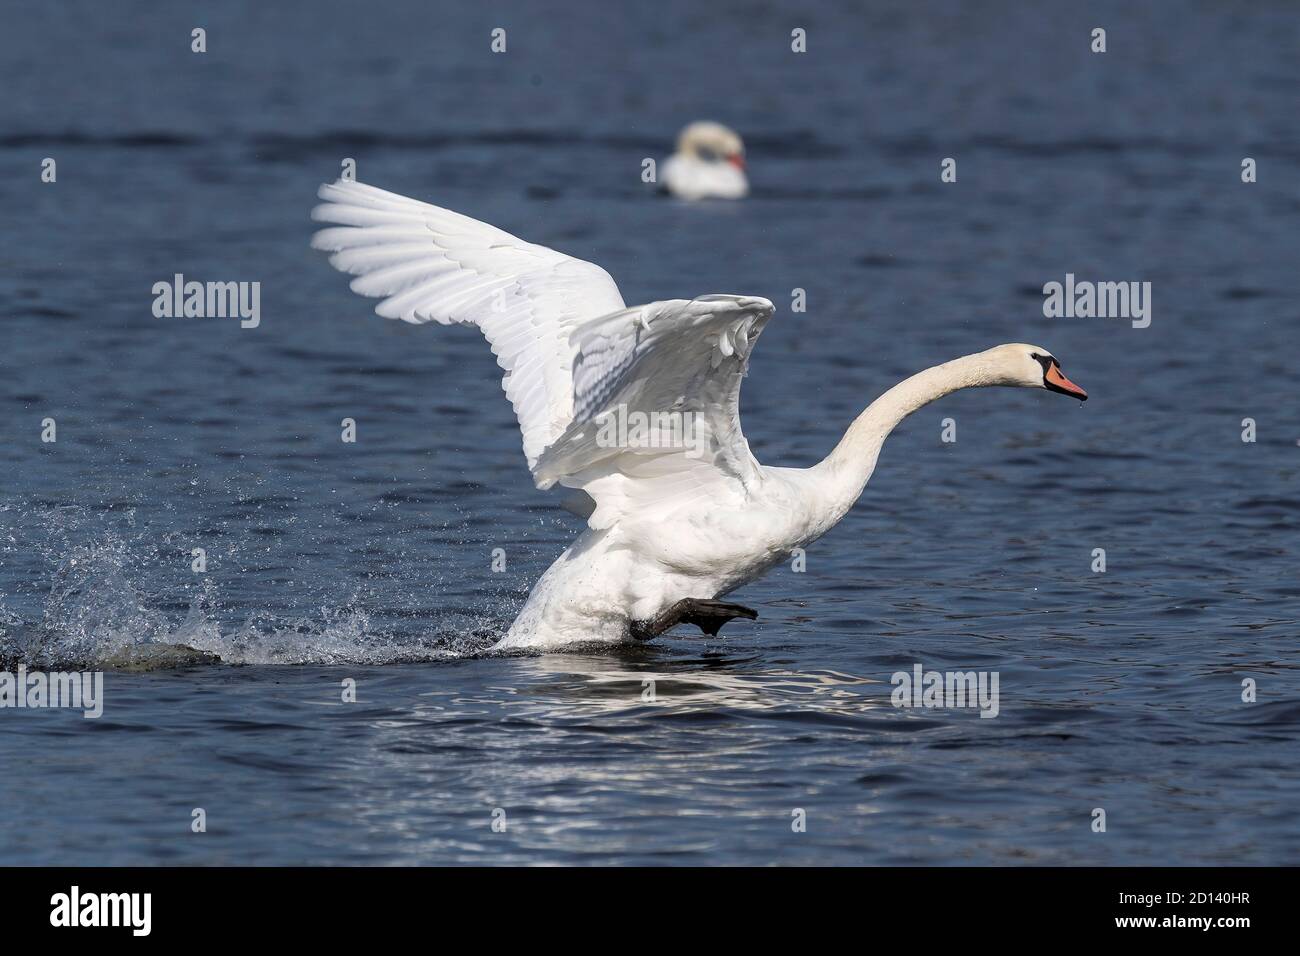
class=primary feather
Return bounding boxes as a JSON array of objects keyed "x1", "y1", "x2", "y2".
[{"x1": 312, "y1": 181, "x2": 773, "y2": 531}]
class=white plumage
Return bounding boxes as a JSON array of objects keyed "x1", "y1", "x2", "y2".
[
  {"x1": 312, "y1": 180, "x2": 1088, "y2": 649},
  {"x1": 660, "y1": 121, "x2": 749, "y2": 200},
  {"x1": 312, "y1": 180, "x2": 625, "y2": 469}
]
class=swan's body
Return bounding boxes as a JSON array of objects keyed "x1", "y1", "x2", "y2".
[
  {"x1": 311, "y1": 180, "x2": 1088, "y2": 650},
  {"x1": 661, "y1": 121, "x2": 748, "y2": 200}
]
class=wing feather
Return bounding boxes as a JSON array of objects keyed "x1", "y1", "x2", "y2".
[
  {"x1": 534, "y1": 294, "x2": 775, "y2": 528},
  {"x1": 312, "y1": 182, "x2": 774, "y2": 529},
  {"x1": 311, "y1": 180, "x2": 626, "y2": 469}
]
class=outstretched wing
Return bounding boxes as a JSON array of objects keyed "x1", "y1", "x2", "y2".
[
  {"x1": 535, "y1": 295, "x2": 775, "y2": 529},
  {"x1": 311, "y1": 180, "x2": 626, "y2": 470}
]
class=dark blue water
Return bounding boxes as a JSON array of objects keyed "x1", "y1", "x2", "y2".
[{"x1": 2, "y1": 0, "x2": 1298, "y2": 864}]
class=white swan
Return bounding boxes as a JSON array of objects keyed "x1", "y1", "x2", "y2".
[
  {"x1": 311, "y1": 180, "x2": 1088, "y2": 650},
  {"x1": 660, "y1": 121, "x2": 748, "y2": 200}
]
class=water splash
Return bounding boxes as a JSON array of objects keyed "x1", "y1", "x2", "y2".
[{"x1": 0, "y1": 504, "x2": 504, "y2": 668}]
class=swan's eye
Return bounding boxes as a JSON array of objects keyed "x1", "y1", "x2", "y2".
[{"x1": 1031, "y1": 352, "x2": 1055, "y2": 374}]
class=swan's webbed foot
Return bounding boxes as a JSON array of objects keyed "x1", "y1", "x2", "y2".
[{"x1": 631, "y1": 599, "x2": 758, "y2": 641}]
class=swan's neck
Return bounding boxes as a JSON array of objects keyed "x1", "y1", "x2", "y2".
[{"x1": 811, "y1": 352, "x2": 997, "y2": 520}]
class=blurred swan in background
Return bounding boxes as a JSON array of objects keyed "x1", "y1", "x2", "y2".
[
  {"x1": 661, "y1": 121, "x2": 748, "y2": 200},
  {"x1": 311, "y1": 180, "x2": 1088, "y2": 650}
]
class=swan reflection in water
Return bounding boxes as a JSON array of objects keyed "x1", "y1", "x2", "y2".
[{"x1": 486, "y1": 644, "x2": 886, "y2": 722}]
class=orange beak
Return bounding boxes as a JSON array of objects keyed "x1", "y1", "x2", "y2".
[
  {"x1": 1044, "y1": 363, "x2": 1088, "y2": 401},
  {"x1": 727, "y1": 154, "x2": 746, "y2": 170}
]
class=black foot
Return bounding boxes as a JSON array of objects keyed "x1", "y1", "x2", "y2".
[{"x1": 631, "y1": 598, "x2": 758, "y2": 641}]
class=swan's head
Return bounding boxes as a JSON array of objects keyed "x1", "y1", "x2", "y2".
[
  {"x1": 677, "y1": 121, "x2": 746, "y2": 169},
  {"x1": 987, "y1": 344, "x2": 1088, "y2": 400}
]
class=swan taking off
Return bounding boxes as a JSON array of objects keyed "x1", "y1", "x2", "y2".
[
  {"x1": 661, "y1": 121, "x2": 748, "y2": 200},
  {"x1": 311, "y1": 180, "x2": 1088, "y2": 650}
]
